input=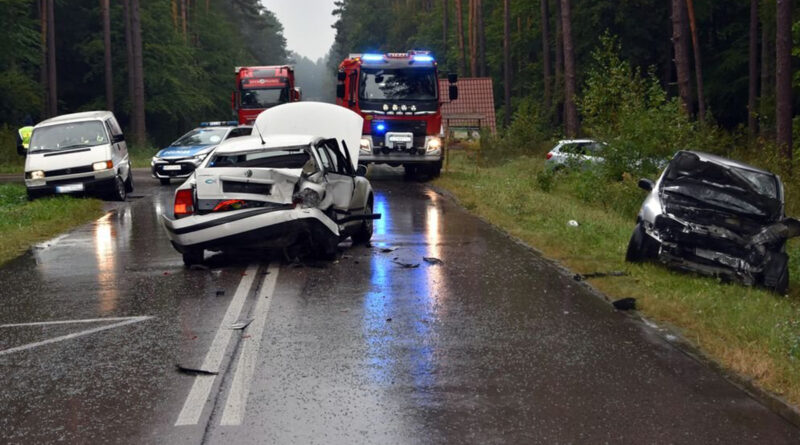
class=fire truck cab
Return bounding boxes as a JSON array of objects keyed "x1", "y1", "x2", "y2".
[
  {"x1": 232, "y1": 65, "x2": 300, "y2": 125},
  {"x1": 336, "y1": 51, "x2": 458, "y2": 177}
]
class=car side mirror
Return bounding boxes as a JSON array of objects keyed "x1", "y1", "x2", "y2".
[
  {"x1": 449, "y1": 85, "x2": 458, "y2": 101},
  {"x1": 356, "y1": 164, "x2": 368, "y2": 177},
  {"x1": 638, "y1": 178, "x2": 654, "y2": 192},
  {"x1": 112, "y1": 134, "x2": 125, "y2": 143},
  {"x1": 336, "y1": 84, "x2": 346, "y2": 99},
  {"x1": 337, "y1": 71, "x2": 347, "y2": 82},
  {"x1": 448, "y1": 73, "x2": 458, "y2": 83}
]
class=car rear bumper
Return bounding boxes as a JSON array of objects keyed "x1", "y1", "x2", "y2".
[{"x1": 162, "y1": 207, "x2": 340, "y2": 251}]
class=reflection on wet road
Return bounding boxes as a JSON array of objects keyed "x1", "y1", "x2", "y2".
[{"x1": 0, "y1": 168, "x2": 798, "y2": 444}]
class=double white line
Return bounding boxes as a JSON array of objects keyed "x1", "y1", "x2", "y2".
[{"x1": 175, "y1": 263, "x2": 280, "y2": 426}]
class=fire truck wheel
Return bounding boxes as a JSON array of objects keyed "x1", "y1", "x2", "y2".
[{"x1": 403, "y1": 165, "x2": 418, "y2": 180}]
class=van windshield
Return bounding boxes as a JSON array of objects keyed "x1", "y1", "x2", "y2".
[{"x1": 30, "y1": 121, "x2": 109, "y2": 152}]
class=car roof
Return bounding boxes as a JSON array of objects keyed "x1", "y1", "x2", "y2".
[
  {"x1": 557, "y1": 139, "x2": 599, "y2": 145},
  {"x1": 37, "y1": 111, "x2": 114, "y2": 127},
  {"x1": 213, "y1": 134, "x2": 316, "y2": 154},
  {"x1": 679, "y1": 150, "x2": 775, "y2": 176}
]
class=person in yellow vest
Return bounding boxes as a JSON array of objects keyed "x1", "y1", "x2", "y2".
[{"x1": 16, "y1": 115, "x2": 34, "y2": 155}]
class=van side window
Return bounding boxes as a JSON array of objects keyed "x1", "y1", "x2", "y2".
[{"x1": 107, "y1": 117, "x2": 123, "y2": 137}]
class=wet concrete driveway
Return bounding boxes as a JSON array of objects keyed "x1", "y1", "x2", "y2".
[{"x1": 0, "y1": 168, "x2": 797, "y2": 444}]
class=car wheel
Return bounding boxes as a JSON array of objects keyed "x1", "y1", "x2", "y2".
[
  {"x1": 124, "y1": 170, "x2": 134, "y2": 193},
  {"x1": 109, "y1": 175, "x2": 127, "y2": 201},
  {"x1": 352, "y1": 197, "x2": 374, "y2": 245},
  {"x1": 159, "y1": 178, "x2": 171, "y2": 185},
  {"x1": 625, "y1": 223, "x2": 659, "y2": 262},
  {"x1": 182, "y1": 248, "x2": 204, "y2": 267},
  {"x1": 314, "y1": 235, "x2": 339, "y2": 260},
  {"x1": 429, "y1": 160, "x2": 442, "y2": 177},
  {"x1": 763, "y1": 252, "x2": 789, "y2": 294},
  {"x1": 26, "y1": 190, "x2": 41, "y2": 201},
  {"x1": 403, "y1": 165, "x2": 418, "y2": 181}
]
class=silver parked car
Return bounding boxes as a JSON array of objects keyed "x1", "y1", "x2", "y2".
[
  {"x1": 545, "y1": 139, "x2": 605, "y2": 170},
  {"x1": 626, "y1": 150, "x2": 799, "y2": 294},
  {"x1": 161, "y1": 102, "x2": 380, "y2": 266}
]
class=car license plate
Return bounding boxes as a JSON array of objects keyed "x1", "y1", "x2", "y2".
[
  {"x1": 162, "y1": 165, "x2": 182, "y2": 171},
  {"x1": 56, "y1": 183, "x2": 84, "y2": 193},
  {"x1": 388, "y1": 135, "x2": 412, "y2": 143}
]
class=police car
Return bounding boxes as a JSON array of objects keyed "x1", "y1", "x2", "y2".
[{"x1": 151, "y1": 121, "x2": 252, "y2": 185}]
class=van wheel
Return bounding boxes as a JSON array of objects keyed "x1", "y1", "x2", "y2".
[
  {"x1": 124, "y1": 171, "x2": 134, "y2": 193},
  {"x1": 625, "y1": 223, "x2": 659, "y2": 262},
  {"x1": 109, "y1": 176, "x2": 127, "y2": 201},
  {"x1": 182, "y1": 248, "x2": 204, "y2": 267},
  {"x1": 159, "y1": 178, "x2": 170, "y2": 185},
  {"x1": 26, "y1": 190, "x2": 41, "y2": 201},
  {"x1": 763, "y1": 252, "x2": 789, "y2": 294},
  {"x1": 352, "y1": 197, "x2": 374, "y2": 245}
]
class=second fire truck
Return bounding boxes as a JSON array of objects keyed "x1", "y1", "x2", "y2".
[{"x1": 233, "y1": 65, "x2": 301, "y2": 125}]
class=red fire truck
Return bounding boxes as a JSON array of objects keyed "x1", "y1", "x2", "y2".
[
  {"x1": 232, "y1": 65, "x2": 301, "y2": 125},
  {"x1": 336, "y1": 51, "x2": 458, "y2": 177}
]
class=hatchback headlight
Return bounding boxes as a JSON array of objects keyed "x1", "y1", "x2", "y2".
[{"x1": 192, "y1": 153, "x2": 208, "y2": 163}]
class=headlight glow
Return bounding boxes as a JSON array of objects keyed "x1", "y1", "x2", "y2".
[
  {"x1": 360, "y1": 137, "x2": 371, "y2": 153},
  {"x1": 426, "y1": 137, "x2": 442, "y2": 153},
  {"x1": 93, "y1": 160, "x2": 113, "y2": 171},
  {"x1": 30, "y1": 170, "x2": 45, "y2": 180}
]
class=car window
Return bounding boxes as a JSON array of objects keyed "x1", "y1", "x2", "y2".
[
  {"x1": 173, "y1": 128, "x2": 228, "y2": 146},
  {"x1": 209, "y1": 146, "x2": 310, "y2": 169},
  {"x1": 322, "y1": 140, "x2": 351, "y2": 175},
  {"x1": 314, "y1": 145, "x2": 332, "y2": 171},
  {"x1": 29, "y1": 121, "x2": 109, "y2": 152}
]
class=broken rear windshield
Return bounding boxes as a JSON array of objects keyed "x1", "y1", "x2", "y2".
[{"x1": 208, "y1": 147, "x2": 310, "y2": 169}]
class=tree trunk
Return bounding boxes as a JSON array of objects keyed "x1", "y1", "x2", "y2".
[
  {"x1": 541, "y1": 0, "x2": 551, "y2": 112},
  {"x1": 122, "y1": 0, "x2": 136, "y2": 137},
  {"x1": 40, "y1": 0, "x2": 48, "y2": 117},
  {"x1": 560, "y1": 0, "x2": 578, "y2": 137},
  {"x1": 442, "y1": 0, "x2": 448, "y2": 67},
  {"x1": 760, "y1": 5, "x2": 773, "y2": 128},
  {"x1": 503, "y1": 0, "x2": 510, "y2": 126},
  {"x1": 685, "y1": 0, "x2": 705, "y2": 122},
  {"x1": 180, "y1": 0, "x2": 187, "y2": 40},
  {"x1": 776, "y1": 0, "x2": 792, "y2": 161},
  {"x1": 46, "y1": 0, "x2": 57, "y2": 117},
  {"x1": 469, "y1": 0, "x2": 477, "y2": 77},
  {"x1": 671, "y1": 0, "x2": 692, "y2": 114},
  {"x1": 131, "y1": 0, "x2": 147, "y2": 145},
  {"x1": 477, "y1": 0, "x2": 485, "y2": 77},
  {"x1": 101, "y1": 0, "x2": 114, "y2": 111},
  {"x1": 748, "y1": 0, "x2": 758, "y2": 137},
  {"x1": 455, "y1": 0, "x2": 467, "y2": 76},
  {"x1": 554, "y1": 0, "x2": 563, "y2": 124}
]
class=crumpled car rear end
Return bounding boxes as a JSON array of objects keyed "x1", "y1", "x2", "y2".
[{"x1": 628, "y1": 151, "x2": 798, "y2": 293}]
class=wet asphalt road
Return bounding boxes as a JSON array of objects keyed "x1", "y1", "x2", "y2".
[{"x1": 0, "y1": 168, "x2": 798, "y2": 444}]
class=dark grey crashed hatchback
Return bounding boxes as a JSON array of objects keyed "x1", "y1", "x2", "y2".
[{"x1": 626, "y1": 150, "x2": 799, "y2": 294}]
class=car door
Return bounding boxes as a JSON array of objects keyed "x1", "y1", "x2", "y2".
[
  {"x1": 106, "y1": 117, "x2": 128, "y2": 178},
  {"x1": 317, "y1": 139, "x2": 356, "y2": 216}
]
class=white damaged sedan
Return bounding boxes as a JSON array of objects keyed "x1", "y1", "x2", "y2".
[{"x1": 162, "y1": 102, "x2": 380, "y2": 266}]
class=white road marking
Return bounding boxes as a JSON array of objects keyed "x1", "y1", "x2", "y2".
[
  {"x1": 175, "y1": 264, "x2": 260, "y2": 426},
  {"x1": 220, "y1": 263, "x2": 280, "y2": 426},
  {"x1": 0, "y1": 316, "x2": 153, "y2": 357}
]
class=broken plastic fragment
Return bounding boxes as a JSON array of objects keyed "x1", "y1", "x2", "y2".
[
  {"x1": 230, "y1": 318, "x2": 254, "y2": 330},
  {"x1": 612, "y1": 298, "x2": 636, "y2": 311},
  {"x1": 176, "y1": 364, "x2": 218, "y2": 376},
  {"x1": 567, "y1": 220, "x2": 579, "y2": 227},
  {"x1": 573, "y1": 271, "x2": 629, "y2": 281},
  {"x1": 189, "y1": 264, "x2": 210, "y2": 271},
  {"x1": 423, "y1": 257, "x2": 444, "y2": 265},
  {"x1": 380, "y1": 246, "x2": 399, "y2": 253},
  {"x1": 392, "y1": 260, "x2": 420, "y2": 269}
]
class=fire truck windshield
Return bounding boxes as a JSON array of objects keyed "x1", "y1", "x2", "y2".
[
  {"x1": 359, "y1": 68, "x2": 437, "y2": 101},
  {"x1": 240, "y1": 88, "x2": 289, "y2": 109}
]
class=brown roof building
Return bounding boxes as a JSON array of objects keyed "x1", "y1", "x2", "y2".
[{"x1": 439, "y1": 77, "x2": 497, "y2": 135}]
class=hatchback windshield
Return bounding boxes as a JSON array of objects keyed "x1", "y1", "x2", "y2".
[
  {"x1": 209, "y1": 147, "x2": 310, "y2": 169},
  {"x1": 359, "y1": 68, "x2": 437, "y2": 101},
  {"x1": 29, "y1": 121, "x2": 109, "y2": 152},
  {"x1": 173, "y1": 128, "x2": 228, "y2": 146}
]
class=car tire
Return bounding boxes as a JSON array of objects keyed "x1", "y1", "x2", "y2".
[
  {"x1": 182, "y1": 248, "x2": 204, "y2": 267},
  {"x1": 403, "y1": 165, "x2": 418, "y2": 181},
  {"x1": 430, "y1": 160, "x2": 442, "y2": 177},
  {"x1": 625, "y1": 223, "x2": 659, "y2": 262},
  {"x1": 763, "y1": 252, "x2": 789, "y2": 294},
  {"x1": 159, "y1": 178, "x2": 171, "y2": 186},
  {"x1": 124, "y1": 170, "x2": 134, "y2": 193},
  {"x1": 109, "y1": 175, "x2": 127, "y2": 201},
  {"x1": 26, "y1": 190, "x2": 41, "y2": 201},
  {"x1": 315, "y1": 236, "x2": 339, "y2": 261},
  {"x1": 352, "y1": 197, "x2": 374, "y2": 245}
]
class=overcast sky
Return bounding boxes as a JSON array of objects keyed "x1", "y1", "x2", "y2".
[{"x1": 260, "y1": 0, "x2": 337, "y2": 62}]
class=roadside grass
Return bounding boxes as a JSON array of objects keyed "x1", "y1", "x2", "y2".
[
  {"x1": 128, "y1": 143, "x2": 158, "y2": 169},
  {"x1": 436, "y1": 152, "x2": 800, "y2": 407},
  {"x1": 0, "y1": 126, "x2": 25, "y2": 174},
  {"x1": 0, "y1": 184, "x2": 104, "y2": 265}
]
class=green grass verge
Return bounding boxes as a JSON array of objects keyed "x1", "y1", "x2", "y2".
[
  {"x1": 436, "y1": 152, "x2": 800, "y2": 408},
  {"x1": 128, "y1": 144, "x2": 158, "y2": 169},
  {"x1": 0, "y1": 184, "x2": 104, "y2": 265}
]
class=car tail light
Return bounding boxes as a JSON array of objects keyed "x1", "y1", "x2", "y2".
[
  {"x1": 546, "y1": 152, "x2": 553, "y2": 160},
  {"x1": 174, "y1": 189, "x2": 195, "y2": 218}
]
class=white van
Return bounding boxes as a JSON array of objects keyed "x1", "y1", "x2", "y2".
[{"x1": 21, "y1": 111, "x2": 133, "y2": 201}]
